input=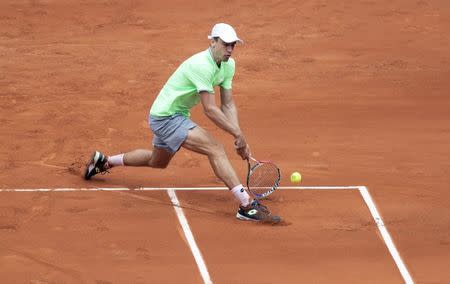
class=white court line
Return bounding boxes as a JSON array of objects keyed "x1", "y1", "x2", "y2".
[
  {"x1": 0, "y1": 185, "x2": 413, "y2": 283},
  {"x1": 137, "y1": 186, "x2": 362, "y2": 191},
  {"x1": 167, "y1": 189, "x2": 212, "y2": 284},
  {"x1": 358, "y1": 186, "x2": 414, "y2": 284},
  {"x1": 0, "y1": 187, "x2": 131, "y2": 192},
  {"x1": 0, "y1": 186, "x2": 360, "y2": 192}
]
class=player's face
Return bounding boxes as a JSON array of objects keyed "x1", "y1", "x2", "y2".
[{"x1": 212, "y1": 38, "x2": 236, "y2": 62}]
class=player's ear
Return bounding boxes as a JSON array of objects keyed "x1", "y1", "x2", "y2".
[{"x1": 210, "y1": 37, "x2": 219, "y2": 48}]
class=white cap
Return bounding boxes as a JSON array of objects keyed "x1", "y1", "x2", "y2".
[{"x1": 208, "y1": 23, "x2": 243, "y2": 44}]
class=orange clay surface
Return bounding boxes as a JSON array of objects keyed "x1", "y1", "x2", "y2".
[{"x1": 1, "y1": 0, "x2": 449, "y2": 283}]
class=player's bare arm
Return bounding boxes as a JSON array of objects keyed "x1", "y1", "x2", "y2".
[
  {"x1": 199, "y1": 90, "x2": 241, "y2": 138},
  {"x1": 200, "y1": 90, "x2": 249, "y2": 159},
  {"x1": 219, "y1": 87, "x2": 249, "y2": 159},
  {"x1": 219, "y1": 87, "x2": 239, "y2": 127}
]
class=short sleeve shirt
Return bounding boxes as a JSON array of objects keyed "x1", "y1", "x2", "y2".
[{"x1": 150, "y1": 49, "x2": 235, "y2": 117}]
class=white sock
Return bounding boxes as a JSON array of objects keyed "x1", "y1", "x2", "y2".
[
  {"x1": 231, "y1": 184, "x2": 250, "y2": 207},
  {"x1": 108, "y1": 154, "x2": 124, "y2": 167}
]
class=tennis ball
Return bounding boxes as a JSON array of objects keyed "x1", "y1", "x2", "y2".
[{"x1": 290, "y1": 172, "x2": 302, "y2": 183}]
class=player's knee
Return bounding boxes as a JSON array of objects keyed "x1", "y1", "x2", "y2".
[
  {"x1": 150, "y1": 162, "x2": 168, "y2": 169},
  {"x1": 149, "y1": 159, "x2": 170, "y2": 169},
  {"x1": 154, "y1": 163, "x2": 169, "y2": 169},
  {"x1": 209, "y1": 142, "x2": 226, "y2": 157}
]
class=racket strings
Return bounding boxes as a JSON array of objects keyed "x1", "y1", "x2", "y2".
[{"x1": 248, "y1": 163, "x2": 280, "y2": 194}]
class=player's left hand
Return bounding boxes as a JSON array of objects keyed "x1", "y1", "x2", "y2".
[
  {"x1": 234, "y1": 134, "x2": 249, "y2": 160},
  {"x1": 236, "y1": 143, "x2": 250, "y2": 160}
]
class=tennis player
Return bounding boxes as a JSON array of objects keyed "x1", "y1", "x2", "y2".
[{"x1": 84, "y1": 23, "x2": 280, "y2": 223}]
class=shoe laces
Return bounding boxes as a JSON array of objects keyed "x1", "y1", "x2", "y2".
[
  {"x1": 98, "y1": 161, "x2": 110, "y2": 172},
  {"x1": 94, "y1": 164, "x2": 109, "y2": 175},
  {"x1": 252, "y1": 199, "x2": 270, "y2": 214}
]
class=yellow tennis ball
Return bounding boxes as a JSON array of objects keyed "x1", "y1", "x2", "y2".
[{"x1": 290, "y1": 172, "x2": 302, "y2": 183}]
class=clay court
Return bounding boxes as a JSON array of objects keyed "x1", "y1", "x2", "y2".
[{"x1": 1, "y1": 0, "x2": 449, "y2": 283}]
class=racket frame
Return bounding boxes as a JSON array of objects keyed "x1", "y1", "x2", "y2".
[{"x1": 246, "y1": 156, "x2": 281, "y2": 199}]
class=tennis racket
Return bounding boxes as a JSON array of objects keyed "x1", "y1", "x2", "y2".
[{"x1": 246, "y1": 156, "x2": 281, "y2": 199}]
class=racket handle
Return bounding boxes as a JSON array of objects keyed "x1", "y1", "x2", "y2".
[{"x1": 247, "y1": 156, "x2": 258, "y2": 163}]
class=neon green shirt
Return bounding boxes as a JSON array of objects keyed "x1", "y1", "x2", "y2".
[{"x1": 150, "y1": 48, "x2": 235, "y2": 117}]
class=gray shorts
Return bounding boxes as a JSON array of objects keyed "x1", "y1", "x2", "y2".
[{"x1": 149, "y1": 114, "x2": 197, "y2": 153}]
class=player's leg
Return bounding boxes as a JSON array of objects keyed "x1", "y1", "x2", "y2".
[
  {"x1": 107, "y1": 125, "x2": 176, "y2": 169},
  {"x1": 182, "y1": 126, "x2": 280, "y2": 223},
  {"x1": 181, "y1": 125, "x2": 240, "y2": 189},
  {"x1": 84, "y1": 147, "x2": 174, "y2": 180},
  {"x1": 84, "y1": 115, "x2": 178, "y2": 179},
  {"x1": 121, "y1": 147, "x2": 174, "y2": 168}
]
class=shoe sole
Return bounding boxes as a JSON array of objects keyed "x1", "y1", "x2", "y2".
[
  {"x1": 84, "y1": 151, "x2": 101, "y2": 180},
  {"x1": 236, "y1": 212, "x2": 282, "y2": 224},
  {"x1": 236, "y1": 213, "x2": 258, "y2": 221}
]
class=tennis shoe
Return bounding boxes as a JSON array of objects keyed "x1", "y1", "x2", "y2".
[
  {"x1": 236, "y1": 199, "x2": 281, "y2": 224},
  {"x1": 251, "y1": 199, "x2": 270, "y2": 214},
  {"x1": 84, "y1": 151, "x2": 109, "y2": 180}
]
